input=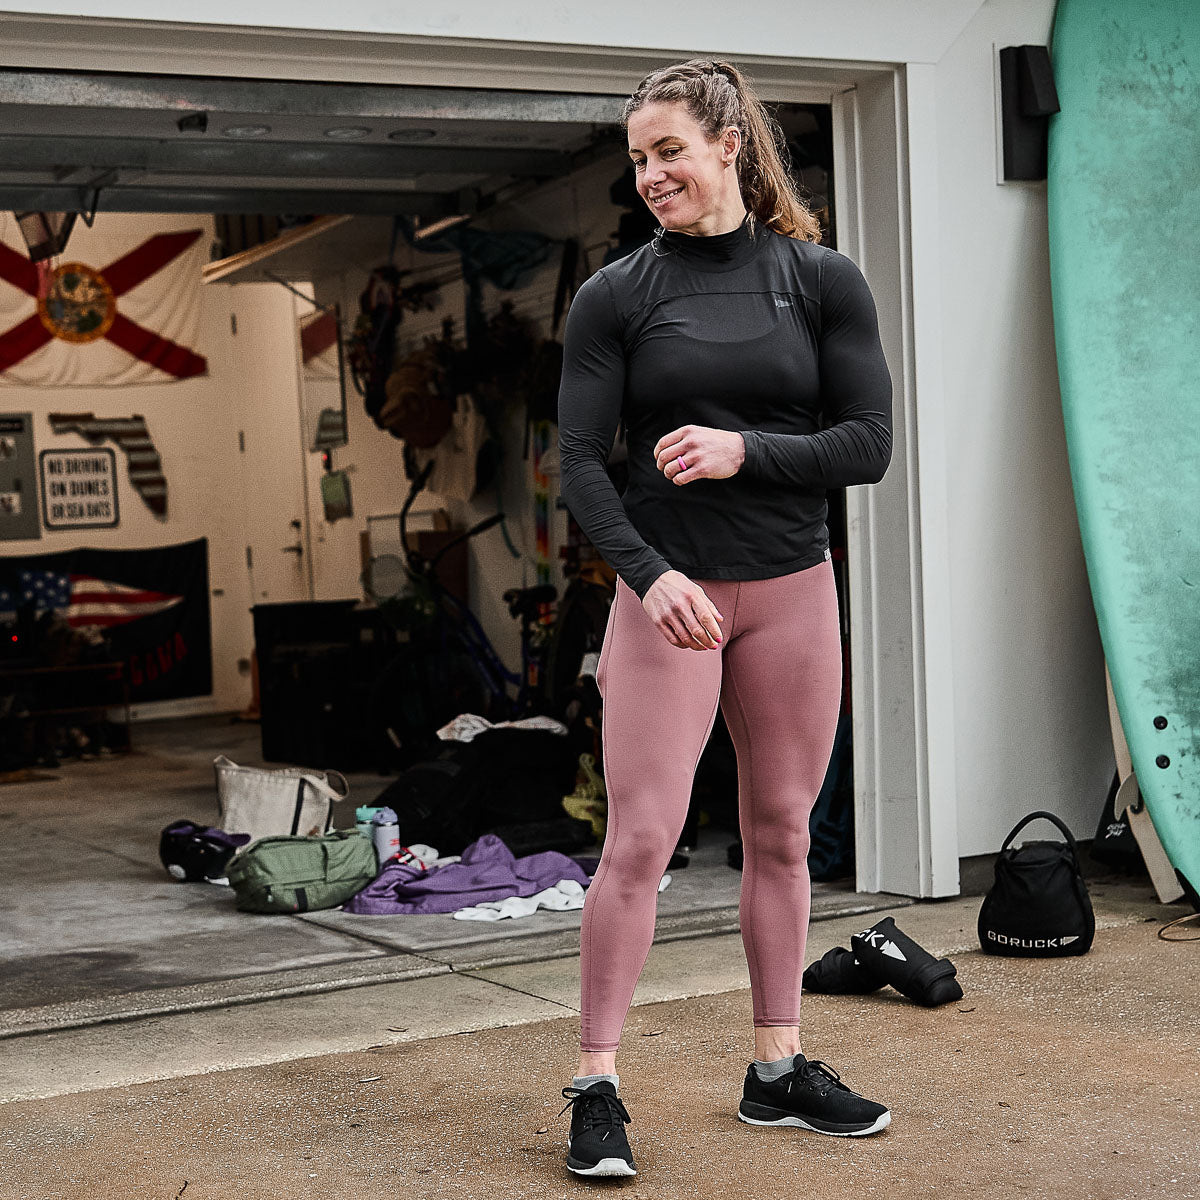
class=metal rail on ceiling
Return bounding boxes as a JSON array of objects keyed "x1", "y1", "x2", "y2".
[
  {"x1": 0, "y1": 185, "x2": 452, "y2": 216},
  {"x1": 0, "y1": 136, "x2": 573, "y2": 180},
  {"x1": 0, "y1": 69, "x2": 625, "y2": 124}
]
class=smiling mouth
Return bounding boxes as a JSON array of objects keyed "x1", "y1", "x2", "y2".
[{"x1": 649, "y1": 186, "x2": 684, "y2": 207}]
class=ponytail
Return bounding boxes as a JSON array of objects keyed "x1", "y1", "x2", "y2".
[{"x1": 622, "y1": 59, "x2": 822, "y2": 243}]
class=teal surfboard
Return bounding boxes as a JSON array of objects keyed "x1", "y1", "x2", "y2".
[{"x1": 1048, "y1": 0, "x2": 1200, "y2": 900}]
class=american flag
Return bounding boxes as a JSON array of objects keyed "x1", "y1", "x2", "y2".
[{"x1": 0, "y1": 568, "x2": 182, "y2": 628}]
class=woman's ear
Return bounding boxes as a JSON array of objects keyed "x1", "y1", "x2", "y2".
[{"x1": 723, "y1": 126, "x2": 741, "y2": 166}]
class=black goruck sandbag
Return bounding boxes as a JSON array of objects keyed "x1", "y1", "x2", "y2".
[{"x1": 978, "y1": 810, "x2": 1095, "y2": 956}]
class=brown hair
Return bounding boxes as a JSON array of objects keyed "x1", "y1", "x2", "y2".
[{"x1": 622, "y1": 59, "x2": 821, "y2": 242}]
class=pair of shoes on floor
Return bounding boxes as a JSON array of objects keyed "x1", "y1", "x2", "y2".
[
  {"x1": 803, "y1": 916, "x2": 964, "y2": 1007},
  {"x1": 559, "y1": 1057, "x2": 890, "y2": 1177}
]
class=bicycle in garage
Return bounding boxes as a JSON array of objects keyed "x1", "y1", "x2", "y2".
[{"x1": 362, "y1": 461, "x2": 558, "y2": 768}]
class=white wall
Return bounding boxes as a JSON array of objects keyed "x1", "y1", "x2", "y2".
[
  {"x1": 930, "y1": 0, "x2": 1112, "y2": 853},
  {"x1": 0, "y1": 2, "x2": 985, "y2": 68},
  {"x1": 0, "y1": 213, "x2": 303, "y2": 718}
]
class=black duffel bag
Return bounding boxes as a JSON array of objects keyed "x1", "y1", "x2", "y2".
[
  {"x1": 978, "y1": 810, "x2": 1094, "y2": 956},
  {"x1": 373, "y1": 739, "x2": 487, "y2": 856},
  {"x1": 373, "y1": 727, "x2": 581, "y2": 855}
]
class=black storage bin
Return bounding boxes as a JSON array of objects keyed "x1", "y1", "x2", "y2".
[{"x1": 252, "y1": 600, "x2": 398, "y2": 769}]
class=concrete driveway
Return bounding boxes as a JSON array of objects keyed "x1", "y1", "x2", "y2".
[{"x1": 1, "y1": 881, "x2": 1194, "y2": 1200}]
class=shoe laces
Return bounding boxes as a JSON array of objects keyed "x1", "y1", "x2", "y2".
[
  {"x1": 559, "y1": 1086, "x2": 632, "y2": 1135},
  {"x1": 787, "y1": 1059, "x2": 845, "y2": 1096}
]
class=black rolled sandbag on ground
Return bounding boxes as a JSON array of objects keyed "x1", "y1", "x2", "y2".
[
  {"x1": 850, "y1": 916, "x2": 963, "y2": 1006},
  {"x1": 802, "y1": 946, "x2": 886, "y2": 995}
]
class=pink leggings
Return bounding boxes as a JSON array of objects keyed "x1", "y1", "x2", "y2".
[{"x1": 579, "y1": 561, "x2": 842, "y2": 1052}]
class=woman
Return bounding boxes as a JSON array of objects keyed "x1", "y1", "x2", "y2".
[{"x1": 556, "y1": 59, "x2": 894, "y2": 1177}]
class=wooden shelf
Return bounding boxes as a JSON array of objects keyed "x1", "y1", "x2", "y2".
[{"x1": 201, "y1": 215, "x2": 353, "y2": 285}]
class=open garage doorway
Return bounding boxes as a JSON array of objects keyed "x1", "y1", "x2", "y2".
[{"x1": 0, "y1": 57, "x2": 930, "y2": 1032}]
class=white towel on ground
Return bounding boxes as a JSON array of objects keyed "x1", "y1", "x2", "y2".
[
  {"x1": 451, "y1": 873, "x2": 671, "y2": 922},
  {"x1": 452, "y1": 878, "x2": 585, "y2": 922}
]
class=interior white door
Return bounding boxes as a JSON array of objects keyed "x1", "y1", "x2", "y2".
[{"x1": 226, "y1": 282, "x2": 312, "y2": 606}]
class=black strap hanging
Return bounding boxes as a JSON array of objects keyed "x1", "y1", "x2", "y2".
[
  {"x1": 524, "y1": 239, "x2": 581, "y2": 459},
  {"x1": 551, "y1": 238, "x2": 580, "y2": 338}
]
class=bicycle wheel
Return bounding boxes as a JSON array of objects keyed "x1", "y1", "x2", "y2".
[{"x1": 363, "y1": 553, "x2": 409, "y2": 605}]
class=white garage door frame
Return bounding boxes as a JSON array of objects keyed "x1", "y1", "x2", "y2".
[{"x1": 0, "y1": 18, "x2": 959, "y2": 898}]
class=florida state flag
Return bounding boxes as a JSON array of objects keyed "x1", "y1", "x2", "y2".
[{"x1": 0, "y1": 214, "x2": 208, "y2": 387}]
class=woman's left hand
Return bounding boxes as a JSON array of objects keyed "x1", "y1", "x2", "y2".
[{"x1": 654, "y1": 425, "x2": 746, "y2": 485}]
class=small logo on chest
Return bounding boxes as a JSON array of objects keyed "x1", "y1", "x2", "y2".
[{"x1": 774, "y1": 297, "x2": 792, "y2": 308}]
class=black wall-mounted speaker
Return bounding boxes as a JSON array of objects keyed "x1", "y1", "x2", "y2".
[{"x1": 1000, "y1": 45, "x2": 1060, "y2": 182}]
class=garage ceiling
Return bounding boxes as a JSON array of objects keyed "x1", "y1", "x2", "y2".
[{"x1": 0, "y1": 69, "x2": 626, "y2": 217}]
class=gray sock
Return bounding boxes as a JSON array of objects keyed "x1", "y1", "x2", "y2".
[
  {"x1": 572, "y1": 1072, "x2": 619, "y2": 1091},
  {"x1": 753, "y1": 1053, "x2": 800, "y2": 1082}
]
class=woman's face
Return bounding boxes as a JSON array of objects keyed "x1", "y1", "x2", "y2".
[{"x1": 626, "y1": 101, "x2": 744, "y2": 236}]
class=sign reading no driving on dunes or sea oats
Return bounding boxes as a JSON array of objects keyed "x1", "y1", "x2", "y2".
[{"x1": 39, "y1": 448, "x2": 119, "y2": 529}]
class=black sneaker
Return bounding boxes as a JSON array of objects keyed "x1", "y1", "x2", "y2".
[
  {"x1": 738, "y1": 1054, "x2": 891, "y2": 1137},
  {"x1": 559, "y1": 1081, "x2": 637, "y2": 1177}
]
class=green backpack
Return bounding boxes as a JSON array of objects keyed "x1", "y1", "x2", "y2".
[{"x1": 227, "y1": 829, "x2": 378, "y2": 913}]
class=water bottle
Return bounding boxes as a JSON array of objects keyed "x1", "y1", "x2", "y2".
[
  {"x1": 371, "y1": 807, "x2": 401, "y2": 865},
  {"x1": 356, "y1": 805, "x2": 384, "y2": 839}
]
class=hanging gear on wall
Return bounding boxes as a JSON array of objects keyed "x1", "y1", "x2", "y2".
[
  {"x1": 407, "y1": 394, "x2": 491, "y2": 502},
  {"x1": 398, "y1": 216, "x2": 553, "y2": 368},
  {"x1": 346, "y1": 263, "x2": 439, "y2": 427},
  {"x1": 379, "y1": 340, "x2": 454, "y2": 448}
]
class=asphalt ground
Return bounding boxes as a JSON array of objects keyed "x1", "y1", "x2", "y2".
[{"x1": 1, "y1": 883, "x2": 1195, "y2": 1200}]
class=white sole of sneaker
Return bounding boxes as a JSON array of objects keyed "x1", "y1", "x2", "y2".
[
  {"x1": 567, "y1": 1157, "x2": 638, "y2": 1177},
  {"x1": 738, "y1": 1109, "x2": 892, "y2": 1137}
]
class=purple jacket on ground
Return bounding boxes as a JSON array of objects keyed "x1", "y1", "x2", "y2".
[{"x1": 342, "y1": 833, "x2": 591, "y2": 915}]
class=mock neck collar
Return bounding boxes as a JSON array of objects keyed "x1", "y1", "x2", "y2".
[{"x1": 656, "y1": 214, "x2": 761, "y2": 271}]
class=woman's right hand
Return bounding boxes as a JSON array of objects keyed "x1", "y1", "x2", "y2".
[{"x1": 642, "y1": 571, "x2": 724, "y2": 650}]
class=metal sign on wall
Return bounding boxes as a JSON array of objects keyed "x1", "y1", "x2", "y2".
[
  {"x1": 0, "y1": 411, "x2": 40, "y2": 541},
  {"x1": 39, "y1": 447, "x2": 119, "y2": 529}
]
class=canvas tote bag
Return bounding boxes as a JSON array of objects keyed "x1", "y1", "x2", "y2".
[{"x1": 213, "y1": 755, "x2": 350, "y2": 843}]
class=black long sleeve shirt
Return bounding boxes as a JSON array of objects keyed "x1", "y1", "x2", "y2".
[{"x1": 558, "y1": 218, "x2": 892, "y2": 599}]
